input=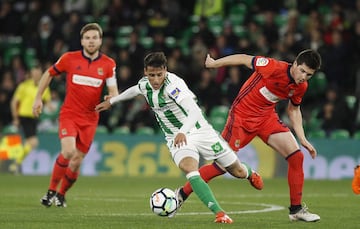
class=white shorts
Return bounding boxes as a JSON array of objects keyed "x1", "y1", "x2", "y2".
[{"x1": 167, "y1": 125, "x2": 238, "y2": 168}]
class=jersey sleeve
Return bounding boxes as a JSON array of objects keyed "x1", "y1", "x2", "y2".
[
  {"x1": 252, "y1": 56, "x2": 277, "y2": 78},
  {"x1": 167, "y1": 76, "x2": 195, "y2": 103},
  {"x1": 290, "y1": 83, "x2": 307, "y2": 106},
  {"x1": 48, "y1": 53, "x2": 69, "y2": 76},
  {"x1": 105, "y1": 58, "x2": 117, "y2": 86}
]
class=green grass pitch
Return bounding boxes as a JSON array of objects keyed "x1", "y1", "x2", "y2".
[{"x1": 0, "y1": 175, "x2": 358, "y2": 229}]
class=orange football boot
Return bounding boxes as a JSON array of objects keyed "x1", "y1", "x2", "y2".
[{"x1": 214, "y1": 212, "x2": 233, "y2": 224}]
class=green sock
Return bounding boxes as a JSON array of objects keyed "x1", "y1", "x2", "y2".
[
  {"x1": 241, "y1": 162, "x2": 252, "y2": 179},
  {"x1": 188, "y1": 175, "x2": 223, "y2": 214}
]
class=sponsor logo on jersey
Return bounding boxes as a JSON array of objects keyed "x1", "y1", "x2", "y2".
[
  {"x1": 211, "y1": 142, "x2": 224, "y2": 154},
  {"x1": 97, "y1": 68, "x2": 104, "y2": 75},
  {"x1": 259, "y1": 86, "x2": 279, "y2": 103},
  {"x1": 256, "y1": 57, "x2": 269, "y2": 66},
  {"x1": 72, "y1": 74, "x2": 103, "y2": 87},
  {"x1": 153, "y1": 106, "x2": 170, "y2": 112},
  {"x1": 171, "y1": 87, "x2": 181, "y2": 99}
]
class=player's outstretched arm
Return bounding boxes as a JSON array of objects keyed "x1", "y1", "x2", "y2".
[
  {"x1": 205, "y1": 53, "x2": 254, "y2": 69},
  {"x1": 95, "y1": 85, "x2": 141, "y2": 112}
]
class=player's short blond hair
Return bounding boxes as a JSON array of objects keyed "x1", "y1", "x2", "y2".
[{"x1": 80, "y1": 23, "x2": 103, "y2": 39}]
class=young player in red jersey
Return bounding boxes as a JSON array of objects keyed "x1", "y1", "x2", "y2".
[
  {"x1": 33, "y1": 23, "x2": 118, "y2": 207},
  {"x1": 175, "y1": 49, "x2": 322, "y2": 222}
]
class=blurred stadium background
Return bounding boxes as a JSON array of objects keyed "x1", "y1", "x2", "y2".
[{"x1": 0, "y1": 0, "x2": 359, "y2": 178}]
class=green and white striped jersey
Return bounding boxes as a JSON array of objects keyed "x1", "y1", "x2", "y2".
[{"x1": 137, "y1": 72, "x2": 210, "y2": 138}]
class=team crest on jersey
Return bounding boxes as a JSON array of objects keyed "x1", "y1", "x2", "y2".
[
  {"x1": 171, "y1": 87, "x2": 181, "y2": 99},
  {"x1": 61, "y1": 128, "x2": 67, "y2": 136},
  {"x1": 288, "y1": 89, "x2": 294, "y2": 97},
  {"x1": 256, "y1": 57, "x2": 269, "y2": 66},
  {"x1": 97, "y1": 68, "x2": 104, "y2": 75},
  {"x1": 211, "y1": 142, "x2": 224, "y2": 154},
  {"x1": 235, "y1": 139, "x2": 240, "y2": 148}
]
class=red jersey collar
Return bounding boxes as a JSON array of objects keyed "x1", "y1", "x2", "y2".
[
  {"x1": 287, "y1": 64, "x2": 295, "y2": 84},
  {"x1": 81, "y1": 50, "x2": 102, "y2": 62}
]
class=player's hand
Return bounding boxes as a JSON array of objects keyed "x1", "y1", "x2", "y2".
[
  {"x1": 301, "y1": 139, "x2": 317, "y2": 159},
  {"x1": 95, "y1": 100, "x2": 112, "y2": 112},
  {"x1": 32, "y1": 100, "x2": 43, "y2": 118},
  {"x1": 103, "y1": 95, "x2": 112, "y2": 100},
  {"x1": 205, "y1": 54, "x2": 215, "y2": 68},
  {"x1": 174, "y1": 132, "x2": 187, "y2": 148}
]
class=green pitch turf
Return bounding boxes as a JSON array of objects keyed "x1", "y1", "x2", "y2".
[{"x1": 0, "y1": 175, "x2": 358, "y2": 229}]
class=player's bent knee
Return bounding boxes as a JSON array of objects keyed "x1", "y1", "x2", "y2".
[{"x1": 178, "y1": 155, "x2": 199, "y2": 174}]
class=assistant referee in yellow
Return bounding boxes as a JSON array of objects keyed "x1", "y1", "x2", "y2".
[{"x1": 10, "y1": 63, "x2": 51, "y2": 173}]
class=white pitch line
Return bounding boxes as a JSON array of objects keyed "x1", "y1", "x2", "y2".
[
  {"x1": 174, "y1": 203, "x2": 285, "y2": 216},
  {"x1": 90, "y1": 202, "x2": 285, "y2": 217}
]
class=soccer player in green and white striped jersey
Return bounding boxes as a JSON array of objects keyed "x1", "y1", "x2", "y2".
[{"x1": 95, "y1": 52, "x2": 263, "y2": 224}]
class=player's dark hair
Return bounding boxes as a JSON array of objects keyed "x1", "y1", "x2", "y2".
[
  {"x1": 144, "y1": 52, "x2": 167, "y2": 69},
  {"x1": 295, "y1": 49, "x2": 321, "y2": 70},
  {"x1": 80, "y1": 23, "x2": 103, "y2": 38}
]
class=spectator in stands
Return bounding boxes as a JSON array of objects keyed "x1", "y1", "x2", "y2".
[
  {"x1": 279, "y1": 9, "x2": 303, "y2": 44},
  {"x1": 317, "y1": 86, "x2": 353, "y2": 137},
  {"x1": 190, "y1": 17, "x2": 216, "y2": 49},
  {"x1": 147, "y1": 9, "x2": 169, "y2": 36},
  {"x1": 106, "y1": 0, "x2": 133, "y2": 31},
  {"x1": 129, "y1": 0, "x2": 153, "y2": 26},
  {"x1": 262, "y1": 10, "x2": 279, "y2": 52},
  {"x1": 126, "y1": 31, "x2": 146, "y2": 80},
  {"x1": 0, "y1": 0, "x2": 23, "y2": 36},
  {"x1": 64, "y1": 0, "x2": 88, "y2": 14},
  {"x1": 22, "y1": 0, "x2": 43, "y2": 47},
  {"x1": 159, "y1": 0, "x2": 184, "y2": 36},
  {"x1": 210, "y1": 34, "x2": 235, "y2": 83},
  {"x1": 167, "y1": 46, "x2": 190, "y2": 81},
  {"x1": 222, "y1": 20, "x2": 238, "y2": 50},
  {"x1": 192, "y1": 68, "x2": 222, "y2": 116},
  {"x1": 49, "y1": 38, "x2": 68, "y2": 63},
  {"x1": 31, "y1": 15, "x2": 58, "y2": 62},
  {"x1": 0, "y1": 70, "x2": 16, "y2": 131},
  {"x1": 10, "y1": 55, "x2": 27, "y2": 84},
  {"x1": 193, "y1": 0, "x2": 224, "y2": 18},
  {"x1": 48, "y1": 0, "x2": 67, "y2": 37},
  {"x1": 152, "y1": 31, "x2": 171, "y2": 55},
  {"x1": 189, "y1": 35, "x2": 208, "y2": 85},
  {"x1": 221, "y1": 66, "x2": 244, "y2": 106},
  {"x1": 62, "y1": 10, "x2": 84, "y2": 51},
  {"x1": 322, "y1": 29, "x2": 351, "y2": 93}
]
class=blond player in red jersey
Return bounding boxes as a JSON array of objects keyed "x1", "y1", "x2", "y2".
[
  {"x1": 33, "y1": 23, "x2": 118, "y2": 207},
  {"x1": 175, "y1": 49, "x2": 321, "y2": 222}
]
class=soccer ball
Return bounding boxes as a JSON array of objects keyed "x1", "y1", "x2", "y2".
[{"x1": 149, "y1": 188, "x2": 178, "y2": 217}]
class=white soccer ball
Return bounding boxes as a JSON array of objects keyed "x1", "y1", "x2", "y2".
[{"x1": 149, "y1": 188, "x2": 178, "y2": 217}]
